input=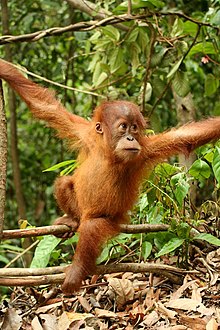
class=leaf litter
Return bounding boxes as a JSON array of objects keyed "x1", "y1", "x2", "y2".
[{"x1": 1, "y1": 248, "x2": 220, "y2": 329}]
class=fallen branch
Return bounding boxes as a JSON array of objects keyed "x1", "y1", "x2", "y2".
[
  {"x1": 0, "y1": 262, "x2": 198, "y2": 287},
  {"x1": 1, "y1": 223, "x2": 169, "y2": 240}
]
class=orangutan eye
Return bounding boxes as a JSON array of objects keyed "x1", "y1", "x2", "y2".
[
  {"x1": 119, "y1": 123, "x2": 127, "y2": 130},
  {"x1": 131, "y1": 124, "x2": 138, "y2": 132}
]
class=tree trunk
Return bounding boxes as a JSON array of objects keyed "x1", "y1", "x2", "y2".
[
  {"x1": 1, "y1": 0, "x2": 32, "y2": 265},
  {"x1": 0, "y1": 81, "x2": 7, "y2": 237}
]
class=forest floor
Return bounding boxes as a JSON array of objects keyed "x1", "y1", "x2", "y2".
[{"x1": 0, "y1": 247, "x2": 220, "y2": 330}]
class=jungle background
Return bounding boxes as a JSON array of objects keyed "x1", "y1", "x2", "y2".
[{"x1": 0, "y1": 0, "x2": 220, "y2": 329}]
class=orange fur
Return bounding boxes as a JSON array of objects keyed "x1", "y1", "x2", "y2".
[{"x1": 1, "y1": 59, "x2": 220, "y2": 293}]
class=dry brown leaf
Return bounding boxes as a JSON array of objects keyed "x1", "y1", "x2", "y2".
[
  {"x1": 108, "y1": 278, "x2": 134, "y2": 307},
  {"x1": 206, "y1": 317, "x2": 219, "y2": 330},
  {"x1": 156, "y1": 301, "x2": 177, "y2": 320},
  {"x1": 166, "y1": 298, "x2": 213, "y2": 315},
  {"x1": 38, "y1": 314, "x2": 58, "y2": 330},
  {"x1": 78, "y1": 296, "x2": 92, "y2": 313},
  {"x1": 31, "y1": 316, "x2": 43, "y2": 330},
  {"x1": 94, "y1": 308, "x2": 117, "y2": 318},
  {"x1": 141, "y1": 311, "x2": 160, "y2": 327},
  {"x1": 170, "y1": 279, "x2": 197, "y2": 300},
  {"x1": 1, "y1": 308, "x2": 22, "y2": 330},
  {"x1": 179, "y1": 314, "x2": 206, "y2": 330}
]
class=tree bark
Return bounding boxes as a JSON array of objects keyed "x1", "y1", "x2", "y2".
[
  {"x1": 0, "y1": 81, "x2": 7, "y2": 237},
  {"x1": 1, "y1": 0, "x2": 31, "y2": 265}
]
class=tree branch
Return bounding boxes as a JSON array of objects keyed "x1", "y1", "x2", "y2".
[
  {"x1": 1, "y1": 223, "x2": 169, "y2": 240},
  {"x1": 0, "y1": 262, "x2": 198, "y2": 287},
  {"x1": 0, "y1": 12, "x2": 218, "y2": 46}
]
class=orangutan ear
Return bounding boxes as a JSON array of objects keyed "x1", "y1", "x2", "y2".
[{"x1": 95, "y1": 122, "x2": 103, "y2": 134}]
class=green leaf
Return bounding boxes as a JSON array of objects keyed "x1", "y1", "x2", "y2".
[
  {"x1": 194, "y1": 233, "x2": 220, "y2": 247},
  {"x1": 183, "y1": 21, "x2": 198, "y2": 37},
  {"x1": 156, "y1": 238, "x2": 184, "y2": 257},
  {"x1": 137, "y1": 27, "x2": 149, "y2": 53},
  {"x1": 189, "y1": 42, "x2": 216, "y2": 56},
  {"x1": 171, "y1": 173, "x2": 190, "y2": 206},
  {"x1": 0, "y1": 255, "x2": 9, "y2": 264},
  {"x1": 101, "y1": 26, "x2": 120, "y2": 42},
  {"x1": 171, "y1": 18, "x2": 184, "y2": 37},
  {"x1": 130, "y1": 43, "x2": 141, "y2": 74},
  {"x1": 31, "y1": 236, "x2": 62, "y2": 268},
  {"x1": 212, "y1": 147, "x2": 220, "y2": 184},
  {"x1": 141, "y1": 241, "x2": 152, "y2": 260},
  {"x1": 167, "y1": 58, "x2": 183, "y2": 78},
  {"x1": 155, "y1": 163, "x2": 178, "y2": 177},
  {"x1": 43, "y1": 160, "x2": 76, "y2": 172},
  {"x1": 94, "y1": 72, "x2": 108, "y2": 87},
  {"x1": 109, "y1": 48, "x2": 123, "y2": 73},
  {"x1": 189, "y1": 159, "x2": 211, "y2": 180},
  {"x1": 210, "y1": 10, "x2": 220, "y2": 26},
  {"x1": 126, "y1": 27, "x2": 139, "y2": 43},
  {"x1": 205, "y1": 74, "x2": 219, "y2": 96},
  {"x1": 172, "y1": 70, "x2": 190, "y2": 97}
]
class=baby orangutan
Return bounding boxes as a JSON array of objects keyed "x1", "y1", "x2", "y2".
[{"x1": 0, "y1": 59, "x2": 220, "y2": 293}]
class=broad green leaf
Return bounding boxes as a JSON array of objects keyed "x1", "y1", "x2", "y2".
[
  {"x1": 183, "y1": 21, "x2": 198, "y2": 37},
  {"x1": 109, "y1": 48, "x2": 123, "y2": 73},
  {"x1": 155, "y1": 163, "x2": 178, "y2": 177},
  {"x1": 31, "y1": 236, "x2": 62, "y2": 268},
  {"x1": 212, "y1": 147, "x2": 220, "y2": 184},
  {"x1": 189, "y1": 42, "x2": 216, "y2": 56},
  {"x1": 92, "y1": 62, "x2": 102, "y2": 85},
  {"x1": 156, "y1": 238, "x2": 184, "y2": 257},
  {"x1": 194, "y1": 233, "x2": 220, "y2": 246},
  {"x1": 171, "y1": 18, "x2": 184, "y2": 37},
  {"x1": 167, "y1": 58, "x2": 183, "y2": 78},
  {"x1": 126, "y1": 27, "x2": 139, "y2": 43},
  {"x1": 137, "y1": 27, "x2": 149, "y2": 53},
  {"x1": 0, "y1": 255, "x2": 9, "y2": 264},
  {"x1": 141, "y1": 241, "x2": 152, "y2": 260},
  {"x1": 205, "y1": 74, "x2": 219, "y2": 96},
  {"x1": 210, "y1": 10, "x2": 220, "y2": 26},
  {"x1": 131, "y1": 43, "x2": 141, "y2": 74},
  {"x1": 172, "y1": 70, "x2": 190, "y2": 97},
  {"x1": 189, "y1": 159, "x2": 211, "y2": 180},
  {"x1": 145, "y1": 0, "x2": 165, "y2": 8},
  {"x1": 89, "y1": 30, "x2": 101, "y2": 42},
  {"x1": 101, "y1": 26, "x2": 120, "y2": 42},
  {"x1": 94, "y1": 72, "x2": 108, "y2": 87},
  {"x1": 138, "y1": 194, "x2": 148, "y2": 212},
  {"x1": 43, "y1": 160, "x2": 76, "y2": 172},
  {"x1": 171, "y1": 173, "x2": 190, "y2": 206}
]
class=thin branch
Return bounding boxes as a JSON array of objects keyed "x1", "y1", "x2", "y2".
[
  {"x1": 11, "y1": 62, "x2": 104, "y2": 98},
  {"x1": 1, "y1": 223, "x2": 169, "y2": 240},
  {"x1": 0, "y1": 262, "x2": 198, "y2": 287},
  {"x1": 0, "y1": 12, "x2": 218, "y2": 46}
]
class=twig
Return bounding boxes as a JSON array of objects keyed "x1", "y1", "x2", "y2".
[
  {"x1": 10, "y1": 62, "x2": 104, "y2": 98},
  {"x1": 5, "y1": 240, "x2": 39, "y2": 268}
]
